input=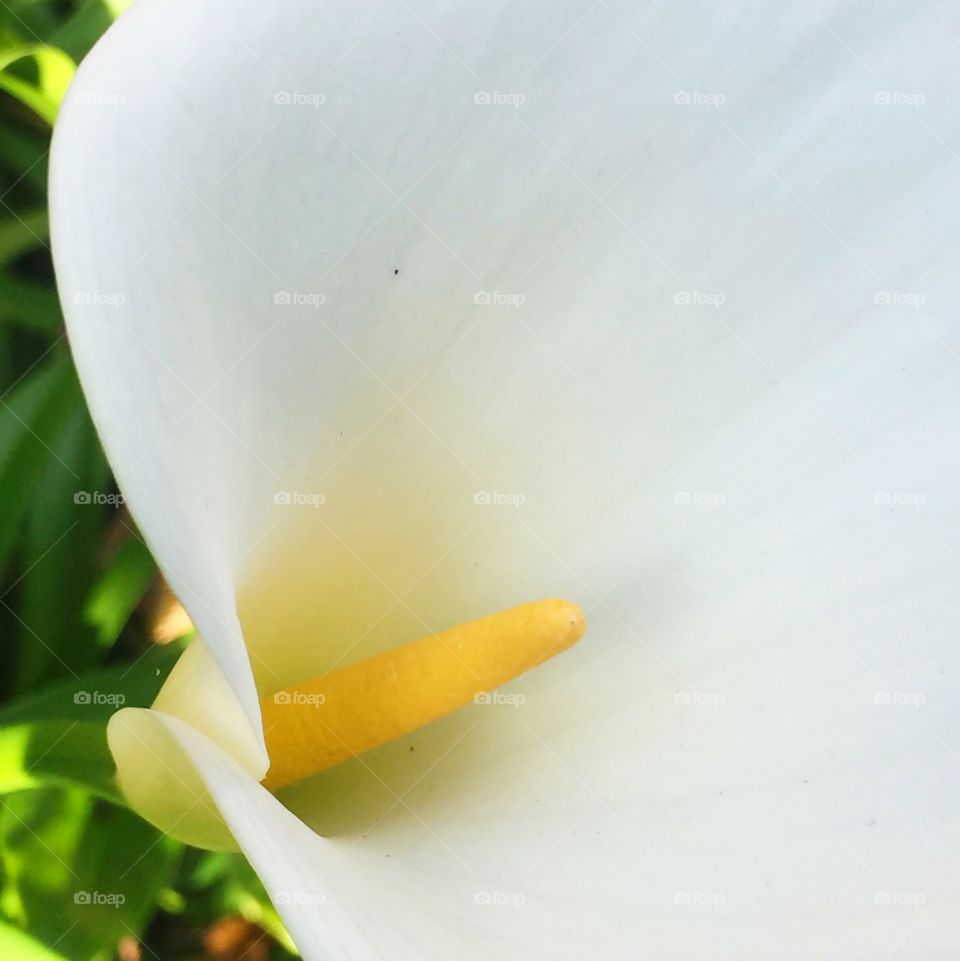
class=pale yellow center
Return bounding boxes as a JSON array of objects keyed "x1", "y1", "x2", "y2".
[{"x1": 260, "y1": 599, "x2": 586, "y2": 791}]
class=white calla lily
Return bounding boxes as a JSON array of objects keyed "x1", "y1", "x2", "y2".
[{"x1": 51, "y1": 0, "x2": 960, "y2": 957}]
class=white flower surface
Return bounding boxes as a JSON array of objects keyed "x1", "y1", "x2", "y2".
[{"x1": 51, "y1": 0, "x2": 960, "y2": 957}]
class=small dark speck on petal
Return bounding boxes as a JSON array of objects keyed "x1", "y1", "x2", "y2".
[{"x1": 394, "y1": 268, "x2": 399, "y2": 275}]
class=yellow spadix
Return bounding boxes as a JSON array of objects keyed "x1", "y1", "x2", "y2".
[{"x1": 261, "y1": 599, "x2": 585, "y2": 791}]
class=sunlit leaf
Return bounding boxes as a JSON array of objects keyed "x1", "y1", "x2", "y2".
[
  {"x1": 0, "y1": 789, "x2": 90, "y2": 927},
  {"x1": 84, "y1": 536, "x2": 156, "y2": 651},
  {"x1": 0, "y1": 789, "x2": 181, "y2": 961},
  {"x1": 0, "y1": 46, "x2": 75, "y2": 125},
  {"x1": 0, "y1": 919, "x2": 69, "y2": 961},
  {"x1": 0, "y1": 644, "x2": 180, "y2": 800},
  {"x1": 0, "y1": 720, "x2": 118, "y2": 800}
]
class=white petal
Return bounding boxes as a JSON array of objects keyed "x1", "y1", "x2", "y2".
[
  {"x1": 51, "y1": 0, "x2": 960, "y2": 957},
  {"x1": 107, "y1": 636, "x2": 268, "y2": 849},
  {"x1": 134, "y1": 711, "x2": 465, "y2": 961}
]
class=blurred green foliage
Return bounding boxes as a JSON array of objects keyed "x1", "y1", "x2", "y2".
[{"x1": 0, "y1": 3, "x2": 296, "y2": 957}]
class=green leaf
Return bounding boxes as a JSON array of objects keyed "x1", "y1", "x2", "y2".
[
  {"x1": 0, "y1": 46, "x2": 75, "y2": 125},
  {"x1": 0, "y1": 788, "x2": 91, "y2": 929},
  {"x1": 0, "y1": 1, "x2": 63, "y2": 43},
  {"x1": 0, "y1": 122, "x2": 48, "y2": 194},
  {"x1": 0, "y1": 721, "x2": 119, "y2": 801},
  {"x1": 15, "y1": 399, "x2": 110, "y2": 689},
  {"x1": 0, "y1": 351, "x2": 76, "y2": 579},
  {"x1": 0, "y1": 273, "x2": 61, "y2": 333},
  {"x1": 0, "y1": 642, "x2": 181, "y2": 729},
  {"x1": 0, "y1": 644, "x2": 181, "y2": 800},
  {"x1": 49, "y1": 0, "x2": 131, "y2": 63},
  {"x1": 0, "y1": 207, "x2": 48, "y2": 268},
  {"x1": 0, "y1": 919, "x2": 70, "y2": 961},
  {"x1": 84, "y1": 536, "x2": 156, "y2": 651},
  {"x1": 0, "y1": 789, "x2": 182, "y2": 961}
]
